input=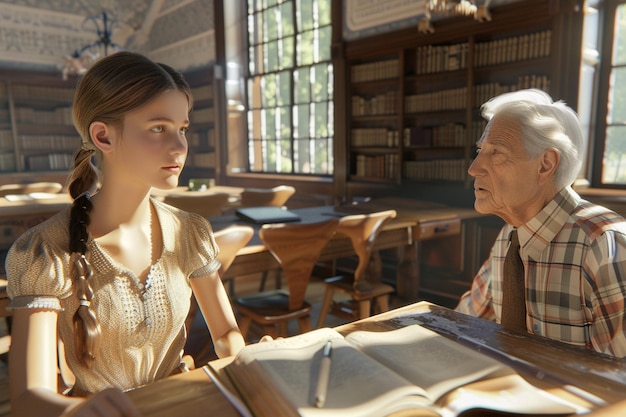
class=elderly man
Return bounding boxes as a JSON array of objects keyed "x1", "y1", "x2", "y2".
[{"x1": 456, "y1": 89, "x2": 626, "y2": 358}]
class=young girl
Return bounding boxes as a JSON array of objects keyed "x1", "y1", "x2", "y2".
[{"x1": 6, "y1": 52, "x2": 245, "y2": 417}]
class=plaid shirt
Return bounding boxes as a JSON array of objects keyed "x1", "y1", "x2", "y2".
[{"x1": 456, "y1": 186, "x2": 626, "y2": 357}]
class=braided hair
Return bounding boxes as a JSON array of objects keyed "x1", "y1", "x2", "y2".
[{"x1": 67, "y1": 52, "x2": 192, "y2": 365}]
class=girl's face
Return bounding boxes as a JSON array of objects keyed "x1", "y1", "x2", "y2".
[{"x1": 112, "y1": 89, "x2": 190, "y2": 191}]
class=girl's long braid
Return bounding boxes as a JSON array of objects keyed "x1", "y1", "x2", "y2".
[{"x1": 68, "y1": 149, "x2": 101, "y2": 366}]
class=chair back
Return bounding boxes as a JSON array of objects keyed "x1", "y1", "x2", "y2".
[
  {"x1": 259, "y1": 218, "x2": 339, "y2": 311},
  {"x1": 240, "y1": 185, "x2": 295, "y2": 207},
  {"x1": 337, "y1": 210, "x2": 397, "y2": 283},
  {"x1": 163, "y1": 192, "x2": 230, "y2": 218},
  {"x1": 214, "y1": 225, "x2": 254, "y2": 274}
]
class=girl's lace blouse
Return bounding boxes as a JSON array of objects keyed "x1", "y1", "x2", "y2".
[{"x1": 5, "y1": 197, "x2": 220, "y2": 394}]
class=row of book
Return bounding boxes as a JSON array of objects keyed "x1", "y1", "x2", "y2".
[
  {"x1": 353, "y1": 153, "x2": 399, "y2": 179},
  {"x1": 404, "y1": 124, "x2": 466, "y2": 148},
  {"x1": 0, "y1": 152, "x2": 15, "y2": 172},
  {"x1": 19, "y1": 135, "x2": 78, "y2": 151},
  {"x1": 415, "y1": 43, "x2": 469, "y2": 75},
  {"x1": 474, "y1": 76, "x2": 551, "y2": 107},
  {"x1": 351, "y1": 91, "x2": 397, "y2": 116},
  {"x1": 24, "y1": 152, "x2": 73, "y2": 171},
  {"x1": 405, "y1": 87, "x2": 467, "y2": 113},
  {"x1": 350, "y1": 30, "x2": 551, "y2": 83},
  {"x1": 14, "y1": 106, "x2": 73, "y2": 125},
  {"x1": 191, "y1": 85, "x2": 214, "y2": 102},
  {"x1": 403, "y1": 159, "x2": 468, "y2": 181},
  {"x1": 11, "y1": 84, "x2": 74, "y2": 103},
  {"x1": 0, "y1": 130, "x2": 13, "y2": 150},
  {"x1": 352, "y1": 128, "x2": 399, "y2": 148},
  {"x1": 190, "y1": 107, "x2": 215, "y2": 124},
  {"x1": 187, "y1": 130, "x2": 215, "y2": 148},
  {"x1": 475, "y1": 30, "x2": 551, "y2": 67},
  {"x1": 351, "y1": 59, "x2": 399, "y2": 83}
]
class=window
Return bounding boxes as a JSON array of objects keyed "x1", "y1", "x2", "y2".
[
  {"x1": 594, "y1": 0, "x2": 626, "y2": 185},
  {"x1": 246, "y1": 0, "x2": 333, "y2": 175}
]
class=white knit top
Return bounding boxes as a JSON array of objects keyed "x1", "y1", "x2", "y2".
[{"x1": 6, "y1": 197, "x2": 220, "y2": 395}]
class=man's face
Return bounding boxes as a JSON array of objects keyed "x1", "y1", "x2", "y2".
[{"x1": 468, "y1": 114, "x2": 550, "y2": 226}]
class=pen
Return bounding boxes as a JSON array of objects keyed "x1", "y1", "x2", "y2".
[{"x1": 314, "y1": 340, "x2": 332, "y2": 408}]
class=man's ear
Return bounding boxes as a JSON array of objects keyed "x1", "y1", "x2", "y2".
[
  {"x1": 89, "y1": 121, "x2": 114, "y2": 153},
  {"x1": 538, "y1": 148, "x2": 559, "y2": 182}
]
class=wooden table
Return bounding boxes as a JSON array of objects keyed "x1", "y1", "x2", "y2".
[
  {"x1": 126, "y1": 301, "x2": 626, "y2": 416},
  {"x1": 209, "y1": 205, "x2": 420, "y2": 299},
  {"x1": 210, "y1": 204, "x2": 468, "y2": 300}
]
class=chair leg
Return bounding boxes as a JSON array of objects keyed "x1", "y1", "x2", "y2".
[
  {"x1": 375, "y1": 295, "x2": 390, "y2": 315},
  {"x1": 277, "y1": 321, "x2": 289, "y2": 337},
  {"x1": 298, "y1": 315, "x2": 312, "y2": 334},
  {"x1": 238, "y1": 315, "x2": 252, "y2": 340},
  {"x1": 358, "y1": 299, "x2": 372, "y2": 320},
  {"x1": 316, "y1": 286, "x2": 334, "y2": 329}
]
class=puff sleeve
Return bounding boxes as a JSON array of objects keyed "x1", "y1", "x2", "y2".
[
  {"x1": 5, "y1": 219, "x2": 72, "y2": 311},
  {"x1": 178, "y1": 212, "x2": 221, "y2": 279}
]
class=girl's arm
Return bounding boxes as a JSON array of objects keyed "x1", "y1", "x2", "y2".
[
  {"x1": 191, "y1": 270, "x2": 245, "y2": 358},
  {"x1": 9, "y1": 309, "x2": 140, "y2": 417}
]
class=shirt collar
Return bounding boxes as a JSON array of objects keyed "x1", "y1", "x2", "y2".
[{"x1": 517, "y1": 186, "x2": 580, "y2": 259}]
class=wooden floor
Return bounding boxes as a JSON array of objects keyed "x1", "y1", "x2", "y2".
[{"x1": 0, "y1": 272, "x2": 416, "y2": 416}]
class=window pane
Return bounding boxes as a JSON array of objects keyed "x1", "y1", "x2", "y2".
[
  {"x1": 280, "y1": 2, "x2": 294, "y2": 37},
  {"x1": 262, "y1": 74, "x2": 276, "y2": 107},
  {"x1": 268, "y1": 8, "x2": 277, "y2": 41},
  {"x1": 603, "y1": 126, "x2": 626, "y2": 184},
  {"x1": 266, "y1": 40, "x2": 279, "y2": 72},
  {"x1": 298, "y1": 0, "x2": 314, "y2": 31},
  {"x1": 615, "y1": 4, "x2": 626, "y2": 65},
  {"x1": 247, "y1": 0, "x2": 332, "y2": 175},
  {"x1": 313, "y1": 101, "x2": 329, "y2": 137},
  {"x1": 294, "y1": 104, "x2": 310, "y2": 138},
  {"x1": 277, "y1": 71, "x2": 291, "y2": 107},
  {"x1": 281, "y1": 36, "x2": 295, "y2": 68},
  {"x1": 312, "y1": 63, "x2": 329, "y2": 101},
  {"x1": 608, "y1": 67, "x2": 626, "y2": 124},
  {"x1": 279, "y1": 106, "x2": 292, "y2": 138},
  {"x1": 318, "y1": 0, "x2": 331, "y2": 26},
  {"x1": 294, "y1": 67, "x2": 311, "y2": 104},
  {"x1": 318, "y1": 26, "x2": 332, "y2": 61},
  {"x1": 313, "y1": 137, "x2": 332, "y2": 174},
  {"x1": 298, "y1": 31, "x2": 315, "y2": 65}
]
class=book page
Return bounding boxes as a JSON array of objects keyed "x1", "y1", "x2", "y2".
[
  {"x1": 345, "y1": 325, "x2": 577, "y2": 416},
  {"x1": 226, "y1": 328, "x2": 438, "y2": 417},
  {"x1": 345, "y1": 325, "x2": 510, "y2": 400}
]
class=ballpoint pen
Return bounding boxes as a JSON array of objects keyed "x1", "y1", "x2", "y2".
[{"x1": 315, "y1": 340, "x2": 333, "y2": 408}]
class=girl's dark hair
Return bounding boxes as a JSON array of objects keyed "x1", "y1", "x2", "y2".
[{"x1": 67, "y1": 52, "x2": 192, "y2": 365}]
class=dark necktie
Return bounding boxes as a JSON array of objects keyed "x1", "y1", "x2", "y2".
[{"x1": 501, "y1": 229, "x2": 527, "y2": 332}]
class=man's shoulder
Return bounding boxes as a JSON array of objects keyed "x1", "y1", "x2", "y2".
[{"x1": 571, "y1": 200, "x2": 626, "y2": 239}]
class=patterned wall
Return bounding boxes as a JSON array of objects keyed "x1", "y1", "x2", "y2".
[{"x1": 0, "y1": 0, "x2": 215, "y2": 72}]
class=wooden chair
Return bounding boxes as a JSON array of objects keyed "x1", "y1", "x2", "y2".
[
  {"x1": 184, "y1": 225, "x2": 254, "y2": 365},
  {"x1": 163, "y1": 192, "x2": 231, "y2": 218},
  {"x1": 233, "y1": 218, "x2": 339, "y2": 340},
  {"x1": 239, "y1": 185, "x2": 296, "y2": 291},
  {"x1": 240, "y1": 185, "x2": 296, "y2": 207},
  {"x1": 316, "y1": 210, "x2": 397, "y2": 328}
]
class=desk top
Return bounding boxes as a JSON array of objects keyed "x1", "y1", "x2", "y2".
[{"x1": 127, "y1": 302, "x2": 626, "y2": 416}]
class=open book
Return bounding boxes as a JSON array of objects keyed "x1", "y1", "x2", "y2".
[{"x1": 216, "y1": 325, "x2": 585, "y2": 417}]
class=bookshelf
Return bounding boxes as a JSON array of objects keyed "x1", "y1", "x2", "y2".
[
  {"x1": 0, "y1": 71, "x2": 79, "y2": 175},
  {"x1": 0, "y1": 65, "x2": 225, "y2": 186},
  {"x1": 181, "y1": 66, "x2": 224, "y2": 185},
  {"x1": 337, "y1": 0, "x2": 583, "y2": 202}
]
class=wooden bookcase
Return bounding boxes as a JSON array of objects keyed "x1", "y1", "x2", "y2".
[
  {"x1": 0, "y1": 70, "x2": 78, "y2": 176},
  {"x1": 0, "y1": 65, "x2": 225, "y2": 186},
  {"x1": 182, "y1": 66, "x2": 225, "y2": 186},
  {"x1": 334, "y1": 0, "x2": 584, "y2": 205}
]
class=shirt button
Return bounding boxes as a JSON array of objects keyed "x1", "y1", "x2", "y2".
[{"x1": 145, "y1": 317, "x2": 152, "y2": 326}]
